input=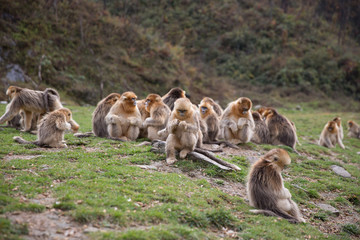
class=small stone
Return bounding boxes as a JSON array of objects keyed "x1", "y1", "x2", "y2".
[
  {"x1": 317, "y1": 203, "x2": 340, "y2": 216},
  {"x1": 330, "y1": 165, "x2": 351, "y2": 178},
  {"x1": 295, "y1": 105, "x2": 302, "y2": 111},
  {"x1": 135, "y1": 165, "x2": 157, "y2": 170},
  {"x1": 357, "y1": 152, "x2": 360, "y2": 155}
]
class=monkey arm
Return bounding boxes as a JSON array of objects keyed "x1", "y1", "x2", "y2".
[
  {"x1": 337, "y1": 134, "x2": 345, "y2": 149},
  {"x1": 179, "y1": 121, "x2": 199, "y2": 133},
  {"x1": 167, "y1": 119, "x2": 179, "y2": 133},
  {"x1": 69, "y1": 120, "x2": 80, "y2": 133},
  {"x1": 0, "y1": 101, "x2": 21, "y2": 124},
  {"x1": 143, "y1": 116, "x2": 165, "y2": 128},
  {"x1": 129, "y1": 117, "x2": 142, "y2": 127},
  {"x1": 238, "y1": 118, "x2": 255, "y2": 129},
  {"x1": 55, "y1": 117, "x2": 71, "y2": 131},
  {"x1": 277, "y1": 187, "x2": 292, "y2": 199}
]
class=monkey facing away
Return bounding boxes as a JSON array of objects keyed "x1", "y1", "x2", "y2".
[
  {"x1": 199, "y1": 100, "x2": 219, "y2": 142},
  {"x1": 165, "y1": 98, "x2": 200, "y2": 164},
  {"x1": 92, "y1": 93, "x2": 121, "y2": 138},
  {"x1": 319, "y1": 120, "x2": 345, "y2": 149},
  {"x1": 347, "y1": 120, "x2": 360, "y2": 139},
  {"x1": 251, "y1": 111, "x2": 270, "y2": 144},
  {"x1": 247, "y1": 148, "x2": 305, "y2": 223},
  {"x1": 105, "y1": 91, "x2": 142, "y2": 141},
  {"x1": 143, "y1": 94, "x2": 171, "y2": 141},
  {"x1": 13, "y1": 108, "x2": 78, "y2": 148},
  {"x1": 137, "y1": 98, "x2": 151, "y2": 138},
  {"x1": 0, "y1": 86, "x2": 63, "y2": 132},
  {"x1": 263, "y1": 108, "x2": 297, "y2": 150},
  {"x1": 161, "y1": 87, "x2": 186, "y2": 111},
  {"x1": 220, "y1": 97, "x2": 255, "y2": 144}
]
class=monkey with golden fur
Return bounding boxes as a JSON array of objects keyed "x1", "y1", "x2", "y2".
[
  {"x1": 220, "y1": 97, "x2": 255, "y2": 144},
  {"x1": 247, "y1": 148, "x2": 305, "y2": 223},
  {"x1": 161, "y1": 87, "x2": 186, "y2": 110},
  {"x1": 347, "y1": 120, "x2": 360, "y2": 138},
  {"x1": 199, "y1": 100, "x2": 219, "y2": 142},
  {"x1": 143, "y1": 94, "x2": 171, "y2": 141},
  {"x1": 263, "y1": 108, "x2": 297, "y2": 150},
  {"x1": 165, "y1": 98, "x2": 200, "y2": 164},
  {"x1": 199, "y1": 97, "x2": 223, "y2": 117},
  {"x1": 13, "y1": 108, "x2": 79, "y2": 148},
  {"x1": 105, "y1": 91, "x2": 142, "y2": 141},
  {"x1": 333, "y1": 117, "x2": 343, "y2": 140},
  {"x1": 319, "y1": 120, "x2": 345, "y2": 149},
  {"x1": 0, "y1": 86, "x2": 63, "y2": 132},
  {"x1": 137, "y1": 99, "x2": 151, "y2": 138},
  {"x1": 251, "y1": 111, "x2": 270, "y2": 144},
  {"x1": 92, "y1": 93, "x2": 121, "y2": 138}
]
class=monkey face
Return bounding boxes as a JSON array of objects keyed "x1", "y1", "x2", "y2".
[
  {"x1": 200, "y1": 106, "x2": 208, "y2": 115},
  {"x1": 174, "y1": 98, "x2": 192, "y2": 120},
  {"x1": 6, "y1": 86, "x2": 20, "y2": 100},
  {"x1": 122, "y1": 92, "x2": 137, "y2": 106},
  {"x1": 145, "y1": 94, "x2": 161, "y2": 112},
  {"x1": 327, "y1": 121, "x2": 337, "y2": 133},
  {"x1": 264, "y1": 149, "x2": 291, "y2": 169},
  {"x1": 348, "y1": 121, "x2": 353, "y2": 128},
  {"x1": 236, "y1": 97, "x2": 252, "y2": 115}
]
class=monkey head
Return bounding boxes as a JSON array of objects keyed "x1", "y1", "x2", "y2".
[
  {"x1": 120, "y1": 91, "x2": 137, "y2": 110},
  {"x1": 167, "y1": 87, "x2": 186, "y2": 99},
  {"x1": 6, "y1": 86, "x2": 22, "y2": 100},
  {"x1": 233, "y1": 97, "x2": 252, "y2": 117},
  {"x1": 262, "y1": 148, "x2": 291, "y2": 171},
  {"x1": 105, "y1": 93, "x2": 121, "y2": 105},
  {"x1": 257, "y1": 106, "x2": 268, "y2": 116},
  {"x1": 348, "y1": 120, "x2": 354, "y2": 128},
  {"x1": 199, "y1": 101, "x2": 213, "y2": 118},
  {"x1": 57, "y1": 108, "x2": 72, "y2": 122},
  {"x1": 252, "y1": 111, "x2": 262, "y2": 121},
  {"x1": 145, "y1": 94, "x2": 162, "y2": 112},
  {"x1": 333, "y1": 117, "x2": 341, "y2": 127},
  {"x1": 262, "y1": 107, "x2": 278, "y2": 120},
  {"x1": 327, "y1": 121, "x2": 338, "y2": 133},
  {"x1": 173, "y1": 98, "x2": 193, "y2": 121},
  {"x1": 200, "y1": 97, "x2": 215, "y2": 106}
]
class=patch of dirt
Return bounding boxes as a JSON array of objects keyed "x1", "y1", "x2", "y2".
[{"x1": 2, "y1": 154, "x2": 43, "y2": 162}]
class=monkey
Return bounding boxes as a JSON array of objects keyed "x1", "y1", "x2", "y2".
[
  {"x1": 251, "y1": 111, "x2": 270, "y2": 144},
  {"x1": 142, "y1": 94, "x2": 171, "y2": 140},
  {"x1": 347, "y1": 120, "x2": 360, "y2": 139},
  {"x1": 319, "y1": 120, "x2": 345, "y2": 149},
  {"x1": 161, "y1": 87, "x2": 186, "y2": 110},
  {"x1": 199, "y1": 100, "x2": 219, "y2": 142},
  {"x1": 263, "y1": 108, "x2": 297, "y2": 150},
  {"x1": 247, "y1": 148, "x2": 305, "y2": 223},
  {"x1": 92, "y1": 93, "x2": 121, "y2": 138},
  {"x1": 13, "y1": 108, "x2": 78, "y2": 148},
  {"x1": 105, "y1": 91, "x2": 142, "y2": 141},
  {"x1": 137, "y1": 99, "x2": 151, "y2": 138},
  {"x1": 333, "y1": 117, "x2": 344, "y2": 140},
  {"x1": 165, "y1": 98, "x2": 200, "y2": 164},
  {"x1": 0, "y1": 86, "x2": 63, "y2": 132},
  {"x1": 290, "y1": 121, "x2": 301, "y2": 146},
  {"x1": 257, "y1": 106, "x2": 268, "y2": 118},
  {"x1": 199, "y1": 97, "x2": 223, "y2": 117},
  {"x1": 220, "y1": 97, "x2": 255, "y2": 144}
]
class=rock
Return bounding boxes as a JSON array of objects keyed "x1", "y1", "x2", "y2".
[
  {"x1": 135, "y1": 165, "x2": 157, "y2": 170},
  {"x1": 295, "y1": 105, "x2": 302, "y2": 111},
  {"x1": 330, "y1": 165, "x2": 351, "y2": 178},
  {"x1": 357, "y1": 152, "x2": 360, "y2": 155},
  {"x1": 317, "y1": 203, "x2": 340, "y2": 216},
  {"x1": 3, "y1": 64, "x2": 27, "y2": 83},
  {"x1": 84, "y1": 226, "x2": 98, "y2": 233}
]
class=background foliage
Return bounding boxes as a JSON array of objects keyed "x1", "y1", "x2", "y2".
[{"x1": 0, "y1": 0, "x2": 359, "y2": 107}]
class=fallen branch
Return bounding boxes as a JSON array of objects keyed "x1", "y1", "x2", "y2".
[
  {"x1": 188, "y1": 152, "x2": 231, "y2": 170},
  {"x1": 204, "y1": 140, "x2": 240, "y2": 149},
  {"x1": 195, "y1": 148, "x2": 241, "y2": 171},
  {"x1": 74, "y1": 132, "x2": 94, "y2": 138}
]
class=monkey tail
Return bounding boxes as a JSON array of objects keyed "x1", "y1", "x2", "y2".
[
  {"x1": 43, "y1": 88, "x2": 60, "y2": 112},
  {"x1": 13, "y1": 136, "x2": 39, "y2": 146},
  {"x1": 249, "y1": 209, "x2": 299, "y2": 224}
]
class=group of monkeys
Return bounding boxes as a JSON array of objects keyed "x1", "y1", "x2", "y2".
[{"x1": 1, "y1": 86, "x2": 360, "y2": 224}]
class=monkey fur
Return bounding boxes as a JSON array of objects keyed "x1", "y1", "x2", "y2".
[
  {"x1": 105, "y1": 91, "x2": 142, "y2": 141},
  {"x1": 220, "y1": 97, "x2": 255, "y2": 144},
  {"x1": 333, "y1": 117, "x2": 344, "y2": 140},
  {"x1": 247, "y1": 148, "x2": 305, "y2": 223},
  {"x1": 199, "y1": 100, "x2": 220, "y2": 142},
  {"x1": 263, "y1": 108, "x2": 297, "y2": 150},
  {"x1": 137, "y1": 99, "x2": 151, "y2": 138},
  {"x1": 319, "y1": 120, "x2": 345, "y2": 149},
  {"x1": 0, "y1": 86, "x2": 63, "y2": 132},
  {"x1": 92, "y1": 93, "x2": 121, "y2": 138},
  {"x1": 143, "y1": 94, "x2": 171, "y2": 141},
  {"x1": 162, "y1": 87, "x2": 186, "y2": 111},
  {"x1": 347, "y1": 120, "x2": 360, "y2": 139},
  {"x1": 165, "y1": 98, "x2": 200, "y2": 164},
  {"x1": 200, "y1": 97, "x2": 223, "y2": 117},
  {"x1": 251, "y1": 111, "x2": 270, "y2": 144},
  {"x1": 13, "y1": 108, "x2": 78, "y2": 148}
]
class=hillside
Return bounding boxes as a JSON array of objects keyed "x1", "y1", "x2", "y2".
[{"x1": 0, "y1": 0, "x2": 360, "y2": 108}]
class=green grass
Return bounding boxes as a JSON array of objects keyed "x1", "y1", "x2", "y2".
[{"x1": 0, "y1": 104, "x2": 359, "y2": 239}]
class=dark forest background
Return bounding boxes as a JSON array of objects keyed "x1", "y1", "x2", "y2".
[{"x1": 1, "y1": 0, "x2": 359, "y2": 108}]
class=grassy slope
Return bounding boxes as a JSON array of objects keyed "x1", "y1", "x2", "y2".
[{"x1": 0, "y1": 103, "x2": 359, "y2": 240}]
